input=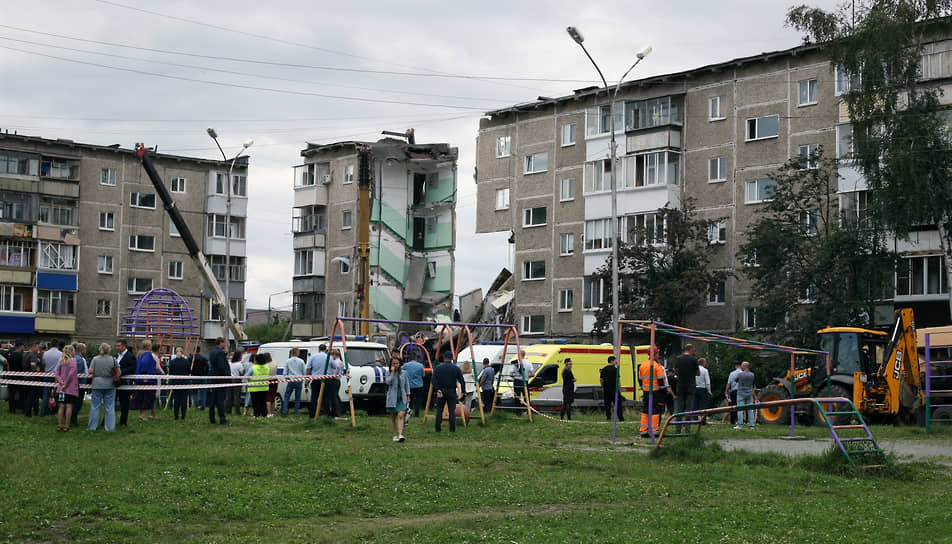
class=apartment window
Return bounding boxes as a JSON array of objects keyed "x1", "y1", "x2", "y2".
[
  {"x1": 38, "y1": 199, "x2": 76, "y2": 226},
  {"x1": 293, "y1": 164, "x2": 315, "y2": 187},
  {"x1": 835, "y1": 65, "x2": 860, "y2": 95},
  {"x1": 625, "y1": 96, "x2": 679, "y2": 130},
  {"x1": 708, "y1": 219, "x2": 727, "y2": 244},
  {"x1": 495, "y1": 188, "x2": 510, "y2": 210},
  {"x1": 586, "y1": 104, "x2": 622, "y2": 136},
  {"x1": 709, "y1": 95, "x2": 727, "y2": 121},
  {"x1": 0, "y1": 240, "x2": 33, "y2": 268},
  {"x1": 798, "y1": 78, "x2": 819, "y2": 106},
  {"x1": 0, "y1": 150, "x2": 39, "y2": 176},
  {"x1": 0, "y1": 192, "x2": 29, "y2": 221},
  {"x1": 708, "y1": 280, "x2": 726, "y2": 305},
  {"x1": 560, "y1": 178, "x2": 576, "y2": 201},
  {"x1": 36, "y1": 290, "x2": 74, "y2": 315},
  {"x1": 170, "y1": 221, "x2": 181, "y2": 238},
  {"x1": 294, "y1": 250, "x2": 314, "y2": 276},
  {"x1": 127, "y1": 277, "x2": 153, "y2": 295},
  {"x1": 617, "y1": 151, "x2": 679, "y2": 189},
  {"x1": 128, "y1": 234, "x2": 155, "y2": 252},
  {"x1": 341, "y1": 210, "x2": 352, "y2": 229},
  {"x1": 496, "y1": 135, "x2": 511, "y2": 158},
  {"x1": 40, "y1": 158, "x2": 79, "y2": 181},
  {"x1": 340, "y1": 258, "x2": 350, "y2": 274},
  {"x1": 38, "y1": 242, "x2": 77, "y2": 270},
  {"x1": 292, "y1": 293, "x2": 324, "y2": 321},
  {"x1": 206, "y1": 299, "x2": 245, "y2": 322},
  {"x1": 800, "y1": 210, "x2": 818, "y2": 236},
  {"x1": 743, "y1": 249, "x2": 759, "y2": 268},
  {"x1": 583, "y1": 277, "x2": 606, "y2": 309},
  {"x1": 622, "y1": 213, "x2": 665, "y2": 246},
  {"x1": 209, "y1": 255, "x2": 245, "y2": 282},
  {"x1": 168, "y1": 261, "x2": 184, "y2": 280},
  {"x1": 799, "y1": 284, "x2": 818, "y2": 304},
  {"x1": 746, "y1": 115, "x2": 779, "y2": 141},
  {"x1": 100, "y1": 168, "x2": 117, "y2": 186},
  {"x1": 338, "y1": 300, "x2": 348, "y2": 318},
  {"x1": 708, "y1": 156, "x2": 727, "y2": 182},
  {"x1": 98, "y1": 211, "x2": 115, "y2": 231},
  {"x1": 561, "y1": 123, "x2": 576, "y2": 146},
  {"x1": 558, "y1": 289, "x2": 574, "y2": 312},
  {"x1": 743, "y1": 307, "x2": 757, "y2": 330},
  {"x1": 798, "y1": 144, "x2": 819, "y2": 169},
  {"x1": 559, "y1": 233, "x2": 575, "y2": 256},
  {"x1": 836, "y1": 123, "x2": 854, "y2": 160},
  {"x1": 0, "y1": 285, "x2": 29, "y2": 312},
  {"x1": 130, "y1": 192, "x2": 156, "y2": 209},
  {"x1": 96, "y1": 299, "x2": 112, "y2": 317},
  {"x1": 584, "y1": 218, "x2": 613, "y2": 250},
  {"x1": 745, "y1": 179, "x2": 777, "y2": 204},
  {"x1": 522, "y1": 260, "x2": 546, "y2": 281},
  {"x1": 523, "y1": 206, "x2": 547, "y2": 227},
  {"x1": 208, "y1": 214, "x2": 245, "y2": 239},
  {"x1": 840, "y1": 190, "x2": 869, "y2": 226},
  {"x1": 215, "y1": 172, "x2": 227, "y2": 194},
  {"x1": 232, "y1": 175, "x2": 247, "y2": 197},
  {"x1": 896, "y1": 255, "x2": 948, "y2": 296},
  {"x1": 521, "y1": 314, "x2": 545, "y2": 334},
  {"x1": 344, "y1": 165, "x2": 354, "y2": 184},
  {"x1": 585, "y1": 159, "x2": 612, "y2": 193},
  {"x1": 524, "y1": 152, "x2": 548, "y2": 174},
  {"x1": 97, "y1": 255, "x2": 114, "y2": 274},
  {"x1": 292, "y1": 205, "x2": 326, "y2": 233}
]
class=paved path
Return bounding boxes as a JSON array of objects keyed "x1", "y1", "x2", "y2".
[{"x1": 716, "y1": 438, "x2": 952, "y2": 464}]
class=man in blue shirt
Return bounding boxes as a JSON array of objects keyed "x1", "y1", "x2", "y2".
[
  {"x1": 477, "y1": 358, "x2": 495, "y2": 413},
  {"x1": 305, "y1": 344, "x2": 329, "y2": 418},
  {"x1": 432, "y1": 351, "x2": 465, "y2": 433},
  {"x1": 207, "y1": 337, "x2": 230, "y2": 425},
  {"x1": 402, "y1": 349, "x2": 425, "y2": 418},
  {"x1": 282, "y1": 347, "x2": 306, "y2": 416}
]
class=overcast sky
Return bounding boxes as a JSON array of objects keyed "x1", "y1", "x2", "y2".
[{"x1": 1, "y1": 0, "x2": 840, "y2": 312}]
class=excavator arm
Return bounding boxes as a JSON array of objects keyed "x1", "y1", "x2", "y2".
[
  {"x1": 877, "y1": 308, "x2": 922, "y2": 416},
  {"x1": 134, "y1": 143, "x2": 247, "y2": 342}
]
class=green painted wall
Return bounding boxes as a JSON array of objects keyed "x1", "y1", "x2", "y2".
[
  {"x1": 370, "y1": 285, "x2": 406, "y2": 322},
  {"x1": 423, "y1": 265, "x2": 451, "y2": 293},
  {"x1": 424, "y1": 222, "x2": 453, "y2": 249},
  {"x1": 370, "y1": 200, "x2": 407, "y2": 240},
  {"x1": 425, "y1": 171, "x2": 456, "y2": 204},
  {"x1": 370, "y1": 241, "x2": 407, "y2": 285}
]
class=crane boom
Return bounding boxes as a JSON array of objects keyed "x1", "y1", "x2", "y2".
[{"x1": 134, "y1": 143, "x2": 247, "y2": 341}]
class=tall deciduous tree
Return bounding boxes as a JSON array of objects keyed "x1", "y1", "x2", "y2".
[
  {"x1": 788, "y1": 0, "x2": 952, "y2": 317},
  {"x1": 740, "y1": 149, "x2": 895, "y2": 346},
  {"x1": 591, "y1": 199, "x2": 727, "y2": 332}
]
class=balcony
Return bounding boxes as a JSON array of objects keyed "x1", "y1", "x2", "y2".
[{"x1": 39, "y1": 158, "x2": 79, "y2": 181}]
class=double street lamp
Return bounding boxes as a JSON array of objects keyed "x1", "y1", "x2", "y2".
[
  {"x1": 566, "y1": 26, "x2": 651, "y2": 374},
  {"x1": 207, "y1": 128, "x2": 253, "y2": 350}
]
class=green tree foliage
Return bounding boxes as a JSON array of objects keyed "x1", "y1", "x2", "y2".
[
  {"x1": 740, "y1": 148, "x2": 895, "y2": 346},
  {"x1": 787, "y1": 0, "x2": 952, "y2": 314},
  {"x1": 244, "y1": 314, "x2": 291, "y2": 344},
  {"x1": 592, "y1": 199, "x2": 727, "y2": 336}
]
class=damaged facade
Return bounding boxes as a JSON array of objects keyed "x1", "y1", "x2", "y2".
[{"x1": 291, "y1": 136, "x2": 458, "y2": 337}]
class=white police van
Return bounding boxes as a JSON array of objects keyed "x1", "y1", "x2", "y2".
[{"x1": 257, "y1": 338, "x2": 391, "y2": 415}]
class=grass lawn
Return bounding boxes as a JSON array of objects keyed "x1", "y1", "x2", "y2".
[{"x1": 1, "y1": 406, "x2": 951, "y2": 543}]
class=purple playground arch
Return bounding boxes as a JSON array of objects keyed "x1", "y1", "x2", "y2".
[{"x1": 121, "y1": 287, "x2": 199, "y2": 360}]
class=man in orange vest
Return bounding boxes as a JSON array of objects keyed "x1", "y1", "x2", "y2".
[{"x1": 639, "y1": 347, "x2": 672, "y2": 438}]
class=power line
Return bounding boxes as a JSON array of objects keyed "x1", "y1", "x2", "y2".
[
  {"x1": 0, "y1": 44, "x2": 501, "y2": 111},
  {"x1": 0, "y1": 35, "x2": 509, "y2": 104},
  {"x1": 0, "y1": 23, "x2": 591, "y2": 84}
]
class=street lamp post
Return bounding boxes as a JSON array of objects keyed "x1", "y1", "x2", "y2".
[
  {"x1": 567, "y1": 26, "x2": 651, "y2": 427},
  {"x1": 207, "y1": 128, "x2": 253, "y2": 350}
]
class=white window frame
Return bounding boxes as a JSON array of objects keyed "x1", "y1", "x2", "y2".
[
  {"x1": 709, "y1": 95, "x2": 727, "y2": 121},
  {"x1": 128, "y1": 234, "x2": 156, "y2": 252},
  {"x1": 800, "y1": 210, "x2": 818, "y2": 236},
  {"x1": 100, "y1": 168, "x2": 117, "y2": 186},
  {"x1": 798, "y1": 143, "x2": 819, "y2": 169},
  {"x1": 561, "y1": 123, "x2": 576, "y2": 147},
  {"x1": 129, "y1": 192, "x2": 156, "y2": 209},
  {"x1": 294, "y1": 250, "x2": 315, "y2": 276},
  {"x1": 707, "y1": 280, "x2": 726, "y2": 305},
  {"x1": 522, "y1": 206, "x2": 547, "y2": 227},
  {"x1": 743, "y1": 249, "x2": 759, "y2": 268},
  {"x1": 96, "y1": 299, "x2": 112, "y2": 317},
  {"x1": 36, "y1": 290, "x2": 75, "y2": 316},
  {"x1": 745, "y1": 114, "x2": 780, "y2": 141},
  {"x1": 521, "y1": 314, "x2": 545, "y2": 335},
  {"x1": 340, "y1": 259, "x2": 350, "y2": 274},
  {"x1": 232, "y1": 174, "x2": 247, "y2": 197},
  {"x1": 97, "y1": 255, "x2": 113, "y2": 274},
  {"x1": 745, "y1": 179, "x2": 777, "y2": 204},
  {"x1": 798, "y1": 78, "x2": 818, "y2": 106},
  {"x1": 127, "y1": 277, "x2": 153, "y2": 295},
  {"x1": 835, "y1": 65, "x2": 860, "y2": 96},
  {"x1": 708, "y1": 219, "x2": 727, "y2": 245},
  {"x1": 522, "y1": 260, "x2": 546, "y2": 281},
  {"x1": 583, "y1": 277, "x2": 606, "y2": 309},
  {"x1": 584, "y1": 218, "x2": 613, "y2": 251},
  {"x1": 708, "y1": 156, "x2": 727, "y2": 183},
  {"x1": 168, "y1": 260, "x2": 184, "y2": 280},
  {"x1": 560, "y1": 178, "x2": 576, "y2": 202},
  {"x1": 0, "y1": 285, "x2": 28, "y2": 312},
  {"x1": 559, "y1": 233, "x2": 575, "y2": 256},
  {"x1": 524, "y1": 152, "x2": 548, "y2": 174},
  {"x1": 495, "y1": 135, "x2": 511, "y2": 158},
  {"x1": 341, "y1": 210, "x2": 352, "y2": 230},
  {"x1": 743, "y1": 307, "x2": 757, "y2": 330},
  {"x1": 495, "y1": 188, "x2": 510, "y2": 211},
  {"x1": 558, "y1": 289, "x2": 574, "y2": 312},
  {"x1": 344, "y1": 164, "x2": 354, "y2": 184},
  {"x1": 98, "y1": 211, "x2": 115, "y2": 231},
  {"x1": 170, "y1": 177, "x2": 187, "y2": 193},
  {"x1": 839, "y1": 190, "x2": 869, "y2": 226},
  {"x1": 338, "y1": 300, "x2": 348, "y2": 318},
  {"x1": 170, "y1": 221, "x2": 181, "y2": 238},
  {"x1": 38, "y1": 242, "x2": 77, "y2": 271}
]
